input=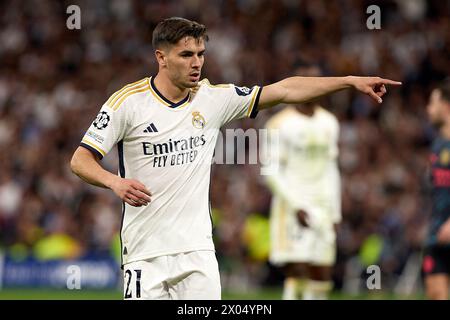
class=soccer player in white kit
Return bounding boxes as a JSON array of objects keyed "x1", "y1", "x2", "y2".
[
  {"x1": 265, "y1": 65, "x2": 341, "y2": 300},
  {"x1": 70, "y1": 17, "x2": 401, "y2": 299}
]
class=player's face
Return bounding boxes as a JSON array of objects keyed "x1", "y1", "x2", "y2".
[
  {"x1": 427, "y1": 89, "x2": 448, "y2": 127},
  {"x1": 164, "y1": 37, "x2": 205, "y2": 88}
]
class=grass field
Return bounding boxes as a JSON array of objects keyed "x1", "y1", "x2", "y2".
[{"x1": 0, "y1": 288, "x2": 424, "y2": 300}]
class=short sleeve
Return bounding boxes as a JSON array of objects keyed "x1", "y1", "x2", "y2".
[
  {"x1": 80, "y1": 102, "x2": 128, "y2": 159},
  {"x1": 221, "y1": 84, "x2": 262, "y2": 126}
]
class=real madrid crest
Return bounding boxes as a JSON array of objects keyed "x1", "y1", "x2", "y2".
[{"x1": 192, "y1": 111, "x2": 206, "y2": 129}]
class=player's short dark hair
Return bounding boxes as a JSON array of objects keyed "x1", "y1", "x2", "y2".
[
  {"x1": 152, "y1": 17, "x2": 208, "y2": 49},
  {"x1": 437, "y1": 78, "x2": 450, "y2": 103}
]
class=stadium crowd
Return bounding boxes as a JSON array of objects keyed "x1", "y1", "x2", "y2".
[{"x1": 0, "y1": 0, "x2": 449, "y2": 294}]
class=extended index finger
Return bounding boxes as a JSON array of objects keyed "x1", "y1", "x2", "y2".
[{"x1": 380, "y1": 78, "x2": 402, "y2": 86}]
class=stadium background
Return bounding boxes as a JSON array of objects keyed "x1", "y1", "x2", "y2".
[{"x1": 0, "y1": 0, "x2": 449, "y2": 299}]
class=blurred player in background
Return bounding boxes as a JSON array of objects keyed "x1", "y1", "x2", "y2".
[
  {"x1": 70, "y1": 17, "x2": 400, "y2": 300},
  {"x1": 264, "y1": 64, "x2": 341, "y2": 300},
  {"x1": 423, "y1": 79, "x2": 450, "y2": 300}
]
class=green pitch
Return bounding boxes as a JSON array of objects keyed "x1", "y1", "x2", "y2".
[
  {"x1": 0, "y1": 288, "x2": 424, "y2": 300},
  {"x1": 0, "y1": 288, "x2": 278, "y2": 300}
]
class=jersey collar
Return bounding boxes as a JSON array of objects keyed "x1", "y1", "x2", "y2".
[{"x1": 149, "y1": 76, "x2": 190, "y2": 108}]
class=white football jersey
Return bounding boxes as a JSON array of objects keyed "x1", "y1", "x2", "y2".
[
  {"x1": 264, "y1": 106, "x2": 341, "y2": 225},
  {"x1": 80, "y1": 76, "x2": 261, "y2": 265}
]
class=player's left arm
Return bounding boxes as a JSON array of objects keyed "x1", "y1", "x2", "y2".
[
  {"x1": 258, "y1": 76, "x2": 402, "y2": 110},
  {"x1": 330, "y1": 118, "x2": 342, "y2": 226},
  {"x1": 331, "y1": 165, "x2": 342, "y2": 220}
]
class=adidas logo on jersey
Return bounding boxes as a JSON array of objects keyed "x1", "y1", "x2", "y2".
[{"x1": 143, "y1": 123, "x2": 158, "y2": 133}]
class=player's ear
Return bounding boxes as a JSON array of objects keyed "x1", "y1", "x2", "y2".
[{"x1": 155, "y1": 49, "x2": 167, "y2": 67}]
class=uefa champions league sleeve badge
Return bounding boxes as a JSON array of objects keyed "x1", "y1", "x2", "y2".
[{"x1": 93, "y1": 111, "x2": 111, "y2": 130}]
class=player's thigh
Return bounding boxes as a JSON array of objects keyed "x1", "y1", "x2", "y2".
[
  {"x1": 423, "y1": 246, "x2": 450, "y2": 300},
  {"x1": 425, "y1": 274, "x2": 449, "y2": 300},
  {"x1": 308, "y1": 265, "x2": 333, "y2": 281},
  {"x1": 282, "y1": 262, "x2": 309, "y2": 278},
  {"x1": 310, "y1": 226, "x2": 336, "y2": 267},
  {"x1": 123, "y1": 258, "x2": 170, "y2": 300},
  {"x1": 170, "y1": 250, "x2": 221, "y2": 300}
]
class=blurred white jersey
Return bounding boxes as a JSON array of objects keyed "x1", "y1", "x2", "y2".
[
  {"x1": 80, "y1": 76, "x2": 261, "y2": 265},
  {"x1": 264, "y1": 106, "x2": 341, "y2": 265}
]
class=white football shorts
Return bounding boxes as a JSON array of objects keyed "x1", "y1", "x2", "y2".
[
  {"x1": 122, "y1": 250, "x2": 221, "y2": 300},
  {"x1": 270, "y1": 198, "x2": 337, "y2": 267}
]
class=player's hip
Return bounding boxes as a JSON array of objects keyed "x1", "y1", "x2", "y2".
[{"x1": 121, "y1": 243, "x2": 215, "y2": 265}]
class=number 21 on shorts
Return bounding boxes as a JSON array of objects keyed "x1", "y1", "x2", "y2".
[{"x1": 124, "y1": 269, "x2": 141, "y2": 299}]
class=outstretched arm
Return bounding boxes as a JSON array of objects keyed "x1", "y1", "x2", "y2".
[
  {"x1": 70, "y1": 147, "x2": 152, "y2": 207},
  {"x1": 258, "y1": 76, "x2": 401, "y2": 109}
]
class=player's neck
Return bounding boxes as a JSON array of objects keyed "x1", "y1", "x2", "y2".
[{"x1": 153, "y1": 74, "x2": 190, "y2": 103}]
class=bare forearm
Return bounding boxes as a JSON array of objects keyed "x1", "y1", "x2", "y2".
[
  {"x1": 277, "y1": 76, "x2": 351, "y2": 105},
  {"x1": 71, "y1": 147, "x2": 152, "y2": 207},
  {"x1": 285, "y1": 76, "x2": 352, "y2": 103},
  {"x1": 259, "y1": 76, "x2": 401, "y2": 109},
  {"x1": 70, "y1": 147, "x2": 118, "y2": 189}
]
